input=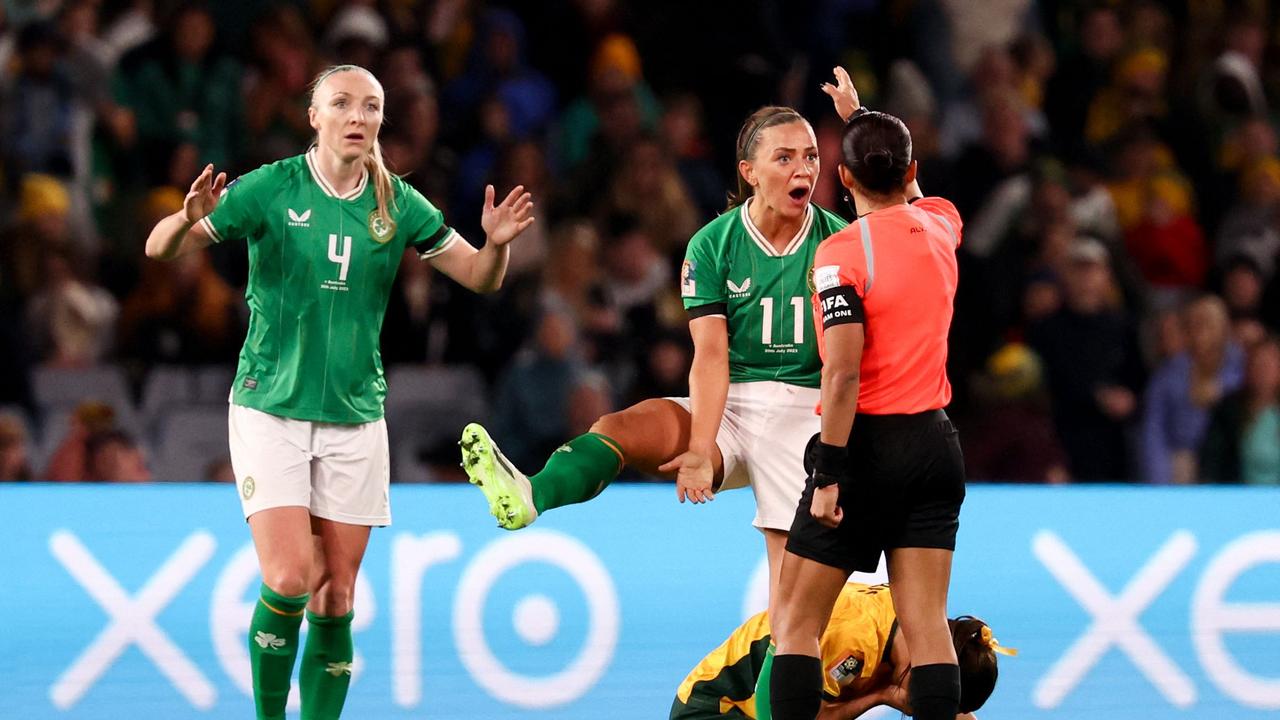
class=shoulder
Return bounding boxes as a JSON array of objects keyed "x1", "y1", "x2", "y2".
[
  {"x1": 815, "y1": 222, "x2": 864, "y2": 263},
  {"x1": 237, "y1": 155, "x2": 307, "y2": 189},
  {"x1": 687, "y1": 208, "x2": 743, "y2": 251},
  {"x1": 911, "y1": 196, "x2": 962, "y2": 224}
]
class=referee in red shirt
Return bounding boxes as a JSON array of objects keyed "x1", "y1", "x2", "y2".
[{"x1": 763, "y1": 74, "x2": 968, "y2": 720}]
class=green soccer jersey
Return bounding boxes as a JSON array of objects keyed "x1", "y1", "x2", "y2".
[
  {"x1": 681, "y1": 201, "x2": 848, "y2": 388},
  {"x1": 200, "y1": 149, "x2": 457, "y2": 423}
]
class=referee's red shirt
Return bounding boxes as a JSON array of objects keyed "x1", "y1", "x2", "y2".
[{"x1": 811, "y1": 197, "x2": 961, "y2": 415}]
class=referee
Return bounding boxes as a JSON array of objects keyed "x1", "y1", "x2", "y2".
[{"x1": 763, "y1": 78, "x2": 968, "y2": 720}]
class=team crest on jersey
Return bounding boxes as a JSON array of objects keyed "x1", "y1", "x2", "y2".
[
  {"x1": 368, "y1": 210, "x2": 396, "y2": 244},
  {"x1": 807, "y1": 265, "x2": 817, "y2": 295},
  {"x1": 828, "y1": 653, "x2": 864, "y2": 685},
  {"x1": 680, "y1": 259, "x2": 696, "y2": 297}
]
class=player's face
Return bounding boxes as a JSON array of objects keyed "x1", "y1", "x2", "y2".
[
  {"x1": 743, "y1": 120, "x2": 819, "y2": 219},
  {"x1": 309, "y1": 70, "x2": 385, "y2": 162}
]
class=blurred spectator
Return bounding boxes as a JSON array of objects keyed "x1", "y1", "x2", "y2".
[
  {"x1": 25, "y1": 246, "x2": 118, "y2": 367},
  {"x1": 1122, "y1": 174, "x2": 1207, "y2": 299},
  {"x1": 1142, "y1": 296, "x2": 1244, "y2": 485},
  {"x1": 115, "y1": 3, "x2": 242, "y2": 184},
  {"x1": 659, "y1": 93, "x2": 725, "y2": 219},
  {"x1": 1, "y1": 22, "x2": 73, "y2": 177},
  {"x1": 1215, "y1": 156, "x2": 1280, "y2": 271},
  {"x1": 489, "y1": 308, "x2": 588, "y2": 470},
  {"x1": 1085, "y1": 47, "x2": 1170, "y2": 148},
  {"x1": 540, "y1": 220, "x2": 621, "y2": 366},
  {"x1": 603, "y1": 134, "x2": 698, "y2": 257},
  {"x1": 940, "y1": 44, "x2": 1047, "y2": 160},
  {"x1": 381, "y1": 79, "x2": 454, "y2": 204},
  {"x1": 443, "y1": 8, "x2": 555, "y2": 140},
  {"x1": 119, "y1": 209, "x2": 242, "y2": 366},
  {"x1": 491, "y1": 140, "x2": 551, "y2": 279},
  {"x1": 324, "y1": 4, "x2": 388, "y2": 70},
  {"x1": 1200, "y1": 15, "x2": 1268, "y2": 124},
  {"x1": 84, "y1": 429, "x2": 150, "y2": 482},
  {"x1": 1028, "y1": 239, "x2": 1145, "y2": 481},
  {"x1": 625, "y1": 329, "x2": 692, "y2": 405},
  {"x1": 242, "y1": 4, "x2": 320, "y2": 166},
  {"x1": 97, "y1": 0, "x2": 156, "y2": 68},
  {"x1": 1200, "y1": 337, "x2": 1280, "y2": 485},
  {"x1": 558, "y1": 33, "x2": 660, "y2": 173},
  {"x1": 963, "y1": 343, "x2": 1068, "y2": 483},
  {"x1": 566, "y1": 369, "x2": 614, "y2": 438},
  {"x1": 0, "y1": 412, "x2": 33, "y2": 481},
  {"x1": 1, "y1": 174, "x2": 75, "y2": 299},
  {"x1": 1045, "y1": 3, "x2": 1124, "y2": 151},
  {"x1": 949, "y1": 89, "x2": 1034, "y2": 219},
  {"x1": 43, "y1": 400, "x2": 116, "y2": 481}
]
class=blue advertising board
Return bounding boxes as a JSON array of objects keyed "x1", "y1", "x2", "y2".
[{"x1": 2, "y1": 484, "x2": 1277, "y2": 719}]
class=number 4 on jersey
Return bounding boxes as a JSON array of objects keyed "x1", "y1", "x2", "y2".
[{"x1": 328, "y1": 234, "x2": 352, "y2": 281}]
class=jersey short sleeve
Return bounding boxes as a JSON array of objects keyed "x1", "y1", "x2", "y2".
[
  {"x1": 818, "y1": 584, "x2": 897, "y2": 697},
  {"x1": 397, "y1": 180, "x2": 457, "y2": 259},
  {"x1": 199, "y1": 166, "x2": 273, "y2": 243},
  {"x1": 681, "y1": 226, "x2": 728, "y2": 318},
  {"x1": 812, "y1": 229, "x2": 868, "y2": 330},
  {"x1": 912, "y1": 196, "x2": 963, "y2": 247}
]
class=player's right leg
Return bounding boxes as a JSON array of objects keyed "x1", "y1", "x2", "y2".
[
  {"x1": 230, "y1": 404, "x2": 316, "y2": 720},
  {"x1": 461, "y1": 398, "x2": 723, "y2": 529}
]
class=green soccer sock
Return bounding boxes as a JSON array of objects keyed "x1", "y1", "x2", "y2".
[
  {"x1": 529, "y1": 432, "x2": 625, "y2": 513},
  {"x1": 755, "y1": 643, "x2": 775, "y2": 720},
  {"x1": 299, "y1": 610, "x2": 355, "y2": 720},
  {"x1": 249, "y1": 583, "x2": 309, "y2": 720}
]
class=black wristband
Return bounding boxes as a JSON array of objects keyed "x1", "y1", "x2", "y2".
[
  {"x1": 811, "y1": 440, "x2": 847, "y2": 487},
  {"x1": 846, "y1": 106, "x2": 870, "y2": 122}
]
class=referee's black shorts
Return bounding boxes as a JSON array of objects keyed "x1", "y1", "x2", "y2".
[{"x1": 786, "y1": 409, "x2": 965, "y2": 574}]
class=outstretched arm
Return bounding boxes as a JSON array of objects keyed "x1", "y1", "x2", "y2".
[
  {"x1": 429, "y1": 184, "x2": 533, "y2": 293},
  {"x1": 144, "y1": 163, "x2": 224, "y2": 260}
]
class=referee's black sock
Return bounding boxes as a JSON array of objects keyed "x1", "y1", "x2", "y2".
[
  {"x1": 769, "y1": 654, "x2": 823, "y2": 720},
  {"x1": 909, "y1": 663, "x2": 960, "y2": 720}
]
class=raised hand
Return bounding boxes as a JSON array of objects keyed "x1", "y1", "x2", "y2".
[
  {"x1": 184, "y1": 164, "x2": 227, "y2": 224},
  {"x1": 481, "y1": 184, "x2": 535, "y2": 246},
  {"x1": 821, "y1": 66, "x2": 861, "y2": 122}
]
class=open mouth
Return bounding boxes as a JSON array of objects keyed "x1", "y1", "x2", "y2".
[
  {"x1": 788, "y1": 187, "x2": 809, "y2": 201},
  {"x1": 345, "y1": 133, "x2": 365, "y2": 142}
]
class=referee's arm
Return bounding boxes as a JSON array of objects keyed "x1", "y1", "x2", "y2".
[{"x1": 820, "y1": 322, "x2": 864, "y2": 446}]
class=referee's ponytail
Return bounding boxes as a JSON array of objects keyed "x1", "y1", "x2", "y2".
[
  {"x1": 727, "y1": 106, "x2": 808, "y2": 209},
  {"x1": 841, "y1": 111, "x2": 912, "y2": 196}
]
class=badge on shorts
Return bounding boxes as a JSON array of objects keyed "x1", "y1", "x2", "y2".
[
  {"x1": 241, "y1": 476, "x2": 256, "y2": 500},
  {"x1": 368, "y1": 210, "x2": 396, "y2": 244}
]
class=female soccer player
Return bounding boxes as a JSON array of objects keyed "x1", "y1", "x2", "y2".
[
  {"x1": 672, "y1": 583, "x2": 1010, "y2": 720},
  {"x1": 765, "y1": 80, "x2": 969, "y2": 720},
  {"x1": 144, "y1": 64, "x2": 533, "y2": 720},
  {"x1": 461, "y1": 70, "x2": 860, "y2": 609}
]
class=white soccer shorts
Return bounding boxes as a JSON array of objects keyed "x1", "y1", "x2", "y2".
[
  {"x1": 668, "y1": 380, "x2": 820, "y2": 530},
  {"x1": 228, "y1": 403, "x2": 391, "y2": 526}
]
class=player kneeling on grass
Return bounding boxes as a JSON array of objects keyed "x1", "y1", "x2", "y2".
[{"x1": 671, "y1": 583, "x2": 1012, "y2": 720}]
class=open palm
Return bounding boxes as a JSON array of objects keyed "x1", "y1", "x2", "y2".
[
  {"x1": 184, "y1": 163, "x2": 227, "y2": 224},
  {"x1": 481, "y1": 184, "x2": 535, "y2": 246}
]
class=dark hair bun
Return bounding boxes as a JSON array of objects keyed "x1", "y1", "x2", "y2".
[{"x1": 864, "y1": 149, "x2": 894, "y2": 170}]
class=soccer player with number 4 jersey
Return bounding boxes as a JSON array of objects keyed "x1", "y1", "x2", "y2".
[
  {"x1": 144, "y1": 64, "x2": 534, "y2": 719},
  {"x1": 460, "y1": 69, "x2": 861, "y2": 614}
]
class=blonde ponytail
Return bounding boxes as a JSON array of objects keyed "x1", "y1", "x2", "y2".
[{"x1": 366, "y1": 138, "x2": 396, "y2": 225}]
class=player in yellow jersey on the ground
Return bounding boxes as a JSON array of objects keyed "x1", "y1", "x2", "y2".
[{"x1": 672, "y1": 584, "x2": 1013, "y2": 719}]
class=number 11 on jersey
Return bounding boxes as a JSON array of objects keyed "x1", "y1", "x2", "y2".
[{"x1": 759, "y1": 296, "x2": 805, "y2": 345}]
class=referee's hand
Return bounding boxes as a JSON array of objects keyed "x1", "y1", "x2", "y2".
[{"x1": 810, "y1": 484, "x2": 843, "y2": 528}]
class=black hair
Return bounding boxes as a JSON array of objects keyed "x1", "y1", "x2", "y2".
[
  {"x1": 948, "y1": 616, "x2": 999, "y2": 713},
  {"x1": 840, "y1": 111, "x2": 912, "y2": 196},
  {"x1": 727, "y1": 106, "x2": 808, "y2": 209}
]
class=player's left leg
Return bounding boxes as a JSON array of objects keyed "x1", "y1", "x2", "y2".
[
  {"x1": 886, "y1": 548, "x2": 958, "y2": 720},
  {"x1": 298, "y1": 417, "x2": 387, "y2": 719},
  {"x1": 300, "y1": 518, "x2": 371, "y2": 720},
  {"x1": 760, "y1": 552, "x2": 848, "y2": 720}
]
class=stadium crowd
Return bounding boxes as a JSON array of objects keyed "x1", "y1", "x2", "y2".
[{"x1": 0, "y1": 0, "x2": 1277, "y2": 486}]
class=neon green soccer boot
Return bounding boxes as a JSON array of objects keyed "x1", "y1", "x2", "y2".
[{"x1": 460, "y1": 423, "x2": 538, "y2": 530}]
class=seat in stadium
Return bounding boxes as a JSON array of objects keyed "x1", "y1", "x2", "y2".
[
  {"x1": 151, "y1": 405, "x2": 230, "y2": 482},
  {"x1": 383, "y1": 365, "x2": 488, "y2": 482}
]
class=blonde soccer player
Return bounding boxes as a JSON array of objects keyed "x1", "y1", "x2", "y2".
[{"x1": 144, "y1": 64, "x2": 534, "y2": 719}]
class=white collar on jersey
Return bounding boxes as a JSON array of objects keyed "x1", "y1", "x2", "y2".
[
  {"x1": 305, "y1": 147, "x2": 369, "y2": 200},
  {"x1": 739, "y1": 197, "x2": 813, "y2": 257}
]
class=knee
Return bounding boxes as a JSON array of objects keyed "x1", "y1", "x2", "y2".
[
  {"x1": 312, "y1": 573, "x2": 357, "y2": 614},
  {"x1": 589, "y1": 410, "x2": 626, "y2": 438},
  {"x1": 261, "y1": 568, "x2": 310, "y2": 598},
  {"x1": 591, "y1": 399, "x2": 667, "y2": 439}
]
